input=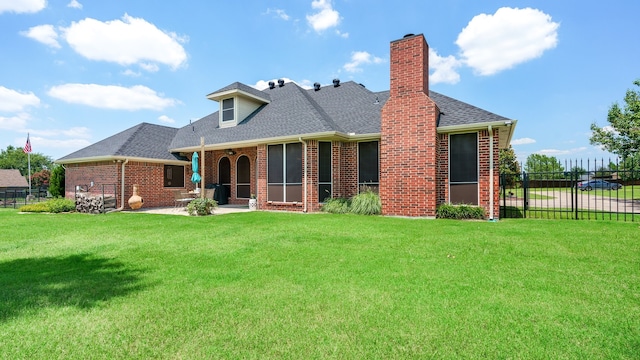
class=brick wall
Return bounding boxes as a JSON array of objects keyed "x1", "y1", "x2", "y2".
[
  {"x1": 208, "y1": 147, "x2": 258, "y2": 205},
  {"x1": 65, "y1": 160, "x2": 191, "y2": 209},
  {"x1": 380, "y1": 34, "x2": 440, "y2": 217},
  {"x1": 478, "y1": 128, "x2": 500, "y2": 219}
]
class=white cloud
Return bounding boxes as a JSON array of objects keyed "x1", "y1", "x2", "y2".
[
  {"x1": 538, "y1": 147, "x2": 587, "y2": 156},
  {"x1": 511, "y1": 137, "x2": 536, "y2": 145},
  {"x1": 251, "y1": 78, "x2": 313, "y2": 90},
  {"x1": 31, "y1": 136, "x2": 91, "y2": 149},
  {"x1": 0, "y1": 0, "x2": 46, "y2": 14},
  {"x1": 429, "y1": 48, "x2": 461, "y2": 85},
  {"x1": 30, "y1": 127, "x2": 91, "y2": 138},
  {"x1": 0, "y1": 86, "x2": 40, "y2": 112},
  {"x1": 122, "y1": 69, "x2": 141, "y2": 77},
  {"x1": 20, "y1": 24, "x2": 61, "y2": 49},
  {"x1": 158, "y1": 115, "x2": 175, "y2": 124},
  {"x1": 343, "y1": 51, "x2": 385, "y2": 73},
  {"x1": 455, "y1": 7, "x2": 559, "y2": 76},
  {"x1": 307, "y1": 0, "x2": 340, "y2": 33},
  {"x1": 67, "y1": 0, "x2": 82, "y2": 9},
  {"x1": 47, "y1": 83, "x2": 180, "y2": 111},
  {"x1": 0, "y1": 113, "x2": 29, "y2": 130},
  {"x1": 266, "y1": 8, "x2": 290, "y2": 21},
  {"x1": 139, "y1": 62, "x2": 160, "y2": 73},
  {"x1": 61, "y1": 14, "x2": 188, "y2": 70}
]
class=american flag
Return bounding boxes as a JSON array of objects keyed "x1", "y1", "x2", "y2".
[{"x1": 23, "y1": 134, "x2": 32, "y2": 154}]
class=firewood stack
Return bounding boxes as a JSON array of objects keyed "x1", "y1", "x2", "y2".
[{"x1": 75, "y1": 192, "x2": 117, "y2": 214}]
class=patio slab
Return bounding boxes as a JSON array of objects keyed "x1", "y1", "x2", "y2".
[{"x1": 123, "y1": 204, "x2": 251, "y2": 216}]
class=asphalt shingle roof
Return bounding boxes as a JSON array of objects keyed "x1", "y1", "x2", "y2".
[
  {"x1": 57, "y1": 122, "x2": 181, "y2": 162},
  {"x1": 0, "y1": 169, "x2": 29, "y2": 188},
  {"x1": 60, "y1": 81, "x2": 512, "y2": 162}
]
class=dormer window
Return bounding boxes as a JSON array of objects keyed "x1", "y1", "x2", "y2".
[{"x1": 222, "y1": 98, "x2": 234, "y2": 122}]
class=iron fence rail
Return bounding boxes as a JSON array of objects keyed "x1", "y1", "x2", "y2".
[{"x1": 500, "y1": 158, "x2": 639, "y2": 221}]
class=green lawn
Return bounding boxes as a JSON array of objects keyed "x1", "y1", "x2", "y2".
[{"x1": 1, "y1": 210, "x2": 639, "y2": 359}]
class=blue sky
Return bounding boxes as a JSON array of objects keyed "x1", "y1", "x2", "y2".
[{"x1": 1, "y1": 0, "x2": 638, "y2": 165}]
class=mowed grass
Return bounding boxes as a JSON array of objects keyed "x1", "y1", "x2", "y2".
[{"x1": 1, "y1": 209, "x2": 639, "y2": 359}]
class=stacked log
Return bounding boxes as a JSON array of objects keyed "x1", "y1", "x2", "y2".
[{"x1": 75, "y1": 193, "x2": 116, "y2": 214}]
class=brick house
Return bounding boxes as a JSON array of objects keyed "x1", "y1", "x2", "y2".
[{"x1": 56, "y1": 34, "x2": 516, "y2": 218}]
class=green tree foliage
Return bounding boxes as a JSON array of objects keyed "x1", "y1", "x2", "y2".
[
  {"x1": 0, "y1": 145, "x2": 53, "y2": 182},
  {"x1": 49, "y1": 165, "x2": 65, "y2": 197},
  {"x1": 590, "y1": 79, "x2": 640, "y2": 160},
  {"x1": 499, "y1": 146, "x2": 520, "y2": 186},
  {"x1": 525, "y1": 154, "x2": 564, "y2": 179},
  {"x1": 31, "y1": 169, "x2": 50, "y2": 188}
]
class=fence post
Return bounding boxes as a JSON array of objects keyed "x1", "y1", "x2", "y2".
[{"x1": 522, "y1": 171, "x2": 528, "y2": 217}]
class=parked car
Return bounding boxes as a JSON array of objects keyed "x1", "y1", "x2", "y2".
[{"x1": 577, "y1": 180, "x2": 622, "y2": 191}]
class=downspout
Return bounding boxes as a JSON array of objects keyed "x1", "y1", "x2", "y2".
[
  {"x1": 488, "y1": 126, "x2": 494, "y2": 221},
  {"x1": 299, "y1": 137, "x2": 308, "y2": 213},
  {"x1": 109, "y1": 158, "x2": 129, "y2": 212}
]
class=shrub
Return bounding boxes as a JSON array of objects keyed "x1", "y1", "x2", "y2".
[
  {"x1": 19, "y1": 198, "x2": 75, "y2": 213},
  {"x1": 186, "y1": 198, "x2": 217, "y2": 216},
  {"x1": 349, "y1": 190, "x2": 381, "y2": 215},
  {"x1": 321, "y1": 197, "x2": 351, "y2": 214},
  {"x1": 436, "y1": 203, "x2": 486, "y2": 220},
  {"x1": 49, "y1": 165, "x2": 65, "y2": 198}
]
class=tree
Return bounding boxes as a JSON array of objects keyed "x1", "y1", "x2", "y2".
[
  {"x1": 49, "y1": 165, "x2": 65, "y2": 197},
  {"x1": 31, "y1": 169, "x2": 51, "y2": 188},
  {"x1": 590, "y1": 79, "x2": 640, "y2": 160},
  {"x1": 0, "y1": 145, "x2": 54, "y2": 183},
  {"x1": 525, "y1": 154, "x2": 564, "y2": 179},
  {"x1": 499, "y1": 146, "x2": 520, "y2": 187}
]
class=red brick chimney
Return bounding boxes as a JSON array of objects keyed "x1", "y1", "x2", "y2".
[{"x1": 380, "y1": 34, "x2": 440, "y2": 217}]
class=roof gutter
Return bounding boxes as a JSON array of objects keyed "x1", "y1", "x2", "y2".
[{"x1": 55, "y1": 155, "x2": 189, "y2": 166}]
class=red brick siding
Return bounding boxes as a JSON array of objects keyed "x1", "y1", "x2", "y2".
[
  {"x1": 208, "y1": 147, "x2": 258, "y2": 205},
  {"x1": 64, "y1": 160, "x2": 192, "y2": 209},
  {"x1": 380, "y1": 34, "x2": 439, "y2": 217}
]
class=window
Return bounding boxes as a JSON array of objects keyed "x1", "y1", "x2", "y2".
[
  {"x1": 267, "y1": 143, "x2": 302, "y2": 202},
  {"x1": 236, "y1": 155, "x2": 251, "y2": 199},
  {"x1": 318, "y1": 141, "x2": 332, "y2": 202},
  {"x1": 164, "y1": 165, "x2": 184, "y2": 188},
  {"x1": 449, "y1": 133, "x2": 478, "y2": 205},
  {"x1": 218, "y1": 157, "x2": 231, "y2": 200},
  {"x1": 358, "y1": 141, "x2": 379, "y2": 193},
  {"x1": 222, "y1": 98, "x2": 234, "y2": 122}
]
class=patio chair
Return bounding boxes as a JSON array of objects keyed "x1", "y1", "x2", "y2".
[{"x1": 173, "y1": 190, "x2": 193, "y2": 209}]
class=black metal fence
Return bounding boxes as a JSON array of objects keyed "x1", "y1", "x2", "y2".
[
  {"x1": 0, "y1": 187, "x2": 50, "y2": 209},
  {"x1": 500, "y1": 158, "x2": 639, "y2": 221}
]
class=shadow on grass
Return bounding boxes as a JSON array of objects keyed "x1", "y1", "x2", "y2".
[{"x1": 0, "y1": 254, "x2": 147, "y2": 322}]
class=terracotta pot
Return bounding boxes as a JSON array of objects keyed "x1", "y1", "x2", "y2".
[{"x1": 128, "y1": 184, "x2": 144, "y2": 210}]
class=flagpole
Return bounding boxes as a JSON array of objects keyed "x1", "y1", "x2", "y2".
[
  {"x1": 28, "y1": 145, "x2": 31, "y2": 196},
  {"x1": 28, "y1": 152, "x2": 31, "y2": 196}
]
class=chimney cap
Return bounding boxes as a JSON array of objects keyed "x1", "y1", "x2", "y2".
[{"x1": 403, "y1": 33, "x2": 415, "y2": 38}]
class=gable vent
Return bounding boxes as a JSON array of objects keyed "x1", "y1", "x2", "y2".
[
  {"x1": 268, "y1": 81, "x2": 275, "y2": 89},
  {"x1": 277, "y1": 79, "x2": 285, "y2": 87},
  {"x1": 333, "y1": 78, "x2": 340, "y2": 87},
  {"x1": 313, "y1": 82, "x2": 321, "y2": 91}
]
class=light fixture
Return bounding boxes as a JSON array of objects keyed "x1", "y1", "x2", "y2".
[{"x1": 225, "y1": 149, "x2": 236, "y2": 155}]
